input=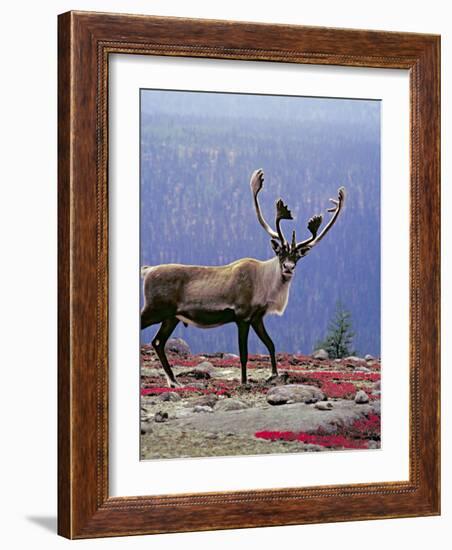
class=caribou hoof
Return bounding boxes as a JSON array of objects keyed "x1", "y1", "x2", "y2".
[{"x1": 166, "y1": 378, "x2": 181, "y2": 389}]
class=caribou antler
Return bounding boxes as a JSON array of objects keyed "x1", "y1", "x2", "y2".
[
  {"x1": 251, "y1": 170, "x2": 345, "y2": 253},
  {"x1": 250, "y1": 169, "x2": 293, "y2": 245},
  {"x1": 275, "y1": 199, "x2": 293, "y2": 246},
  {"x1": 296, "y1": 187, "x2": 345, "y2": 251},
  {"x1": 250, "y1": 169, "x2": 278, "y2": 240}
]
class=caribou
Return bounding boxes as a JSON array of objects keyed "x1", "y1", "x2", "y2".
[{"x1": 141, "y1": 169, "x2": 345, "y2": 387}]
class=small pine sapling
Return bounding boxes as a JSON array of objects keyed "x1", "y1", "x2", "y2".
[{"x1": 316, "y1": 301, "x2": 356, "y2": 359}]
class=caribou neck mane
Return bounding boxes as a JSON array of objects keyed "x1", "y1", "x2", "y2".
[{"x1": 255, "y1": 256, "x2": 292, "y2": 316}]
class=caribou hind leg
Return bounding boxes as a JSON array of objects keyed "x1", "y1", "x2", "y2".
[
  {"x1": 141, "y1": 308, "x2": 159, "y2": 330},
  {"x1": 152, "y1": 317, "x2": 180, "y2": 388},
  {"x1": 237, "y1": 321, "x2": 250, "y2": 384}
]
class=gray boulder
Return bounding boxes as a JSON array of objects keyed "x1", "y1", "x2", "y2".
[
  {"x1": 345, "y1": 356, "x2": 364, "y2": 362},
  {"x1": 179, "y1": 366, "x2": 211, "y2": 379},
  {"x1": 312, "y1": 349, "x2": 329, "y2": 360},
  {"x1": 355, "y1": 390, "x2": 370, "y2": 404},
  {"x1": 191, "y1": 393, "x2": 218, "y2": 408},
  {"x1": 365, "y1": 354, "x2": 375, "y2": 361},
  {"x1": 267, "y1": 384, "x2": 325, "y2": 406},
  {"x1": 314, "y1": 401, "x2": 333, "y2": 411},
  {"x1": 159, "y1": 391, "x2": 181, "y2": 402},
  {"x1": 154, "y1": 411, "x2": 169, "y2": 422},
  {"x1": 196, "y1": 360, "x2": 215, "y2": 371},
  {"x1": 216, "y1": 398, "x2": 250, "y2": 411},
  {"x1": 165, "y1": 337, "x2": 191, "y2": 355}
]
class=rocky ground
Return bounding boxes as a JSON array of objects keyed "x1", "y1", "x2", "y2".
[{"x1": 140, "y1": 339, "x2": 381, "y2": 460}]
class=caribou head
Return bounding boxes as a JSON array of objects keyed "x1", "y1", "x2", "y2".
[{"x1": 250, "y1": 168, "x2": 345, "y2": 282}]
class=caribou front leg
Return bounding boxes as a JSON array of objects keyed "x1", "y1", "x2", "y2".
[
  {"x1": 251, "y1": 317, "x2": 278, "y2": 377},
  {"x1": 237, "y1": 321, "x2": 250, "y2": 384},
  {"x1": 152, "y1": 317, "x2": 180, "y2": 388}
]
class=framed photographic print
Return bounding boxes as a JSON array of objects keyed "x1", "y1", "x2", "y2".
[{"x1": 58, "y1": 11, "x2": 440, "y2": 538}]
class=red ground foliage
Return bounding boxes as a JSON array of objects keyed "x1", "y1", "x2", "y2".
[
  {"x1": 255, "y1": 413, "x2": 381, "y2": 449},
  {"x1": 284, "y1": 370, "x2": 380, "y2": 382},
  {"x1": 320, "y1": 381, "x2": 357, "y2": 398},
  {"x1": 254, "y1": 430, "x2": 369, "y2": 449},
  {"x1": 141, "y1": 386, "x2": 202, "y2": 395},
  {"x1": 140, "y1": 349, "x2": 381, "y2": 402},
  {"x1": 141, "y1": 386, "x2": 231, "y2": 397}
]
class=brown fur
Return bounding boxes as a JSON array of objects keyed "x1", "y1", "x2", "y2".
[{"x1": 141, "y1": 257, "x2": 288, "y2": 329}]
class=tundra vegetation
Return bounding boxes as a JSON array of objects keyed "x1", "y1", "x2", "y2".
[{"x1": 140, "y1": 340, "x2": 381, "y2": 459}]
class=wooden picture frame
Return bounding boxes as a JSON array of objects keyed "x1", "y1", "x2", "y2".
[{"x1": 58, "y1": 11, "x2": 440, "y2": 539}]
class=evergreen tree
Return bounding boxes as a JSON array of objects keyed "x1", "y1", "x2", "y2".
[{"x1": 316, "y1": 302, "x2": 356, "y2": 359}]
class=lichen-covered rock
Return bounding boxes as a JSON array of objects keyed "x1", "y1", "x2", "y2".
[
  {"x1": 165, "y1": 337, "x2": 191, "y2": 355},
  {"x1": 354, "y1": 390, "x2": 370, "y2": 404},
  {"x1": 267, "y1": 384, "x2": 325, "y2": 406},
  {"x1": 312, "y1": 349, "x2": 329, "y2": 360}
]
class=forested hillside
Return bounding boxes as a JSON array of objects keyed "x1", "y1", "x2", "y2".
[{"x1": 140, "y1": 90, "x2": 381, "y2": 356}]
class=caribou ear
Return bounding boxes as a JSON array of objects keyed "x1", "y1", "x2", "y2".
[
  {"x1": 271, "y1": 238, "x2": 282, "y2": 255},
  {"x1": 295, "y1": 245, "x2": 311, "y2": 260}
]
